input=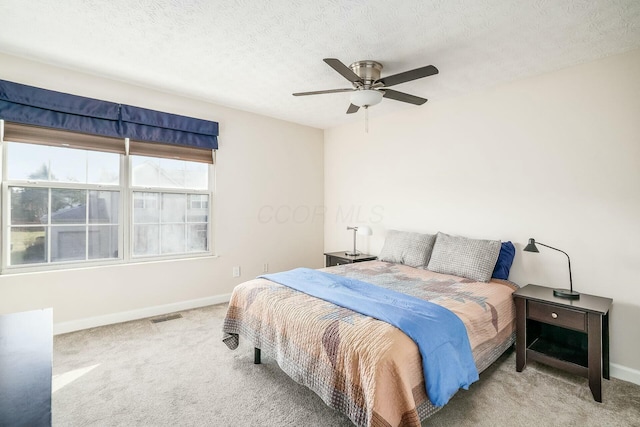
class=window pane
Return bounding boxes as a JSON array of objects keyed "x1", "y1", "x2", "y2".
[
  {"x1": 6, "y1": 143, "x2": 52, "y2": 181},
  {"x1": 161, "y1": 194, "x2": 186, "y2": 223},
  {"x1": 187, "y1": 224, "x2": 208, "y2": 252},
  {"x1": 87, "y1": 151, "x2": 120, "y2": 185},
  {"x1": 10, "y1": 187, "x2": 49, "y2": 225},
  {"x1": 161, "y1": 224, "x2": 185, "y2": 254},
  {"x1": 6, "y1": 142, "x2": 120, "y2": 185},
  {"x1": 88, "y1": 225, "x2": 119, "y2": 259},
  {"x1": 132, "y1": 192, "x2": 209, "y2": 257},
  {"x1": 131, "y1": 155, "x2": 208, "y2": 190},
  {"x1": 51, "y1": 189, "x2": 86, "y2": 224},
  {"x1": 51, "y1": 226, "x2": 86, "y2": 262},
  {"x1": 187, "y1": 195, "x2": 208, "y2": 222},
  {"x1": 89, "y1": 191, "x2": 119, "y2": 224},
  {"x1": 131, "y1": 156, "x2": 160, "y2": 187},
  {"x1": 158, "y1": 158, "x2": 185, "y2": 189},
  {"x1": 133, "y1": 192, "x2": 159, "y2": 223},
  {"x1": 10, "y1": 227, "x2": 47, "y2": 265},
  {"x1": 133, "y1": 225, "x2": 159, "y2": 256},
  {"x1": 185, "y1": 162, "x2": 208, "y2": 190},
  {"x1": 48, "y1": 145, "x2": 87, "y2": 183}
]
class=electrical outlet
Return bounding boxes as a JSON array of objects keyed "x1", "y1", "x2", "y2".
[
  {"x1": 263, "y1": 263, "x2": 269, "y2": 273},
  {"x1": 232, "y1": 266, "x2": 240, "y2": 277}
]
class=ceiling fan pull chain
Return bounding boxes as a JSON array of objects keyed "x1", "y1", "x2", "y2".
[{"x1": 365, "y1": 106, "x2": 369, "y2": 133}]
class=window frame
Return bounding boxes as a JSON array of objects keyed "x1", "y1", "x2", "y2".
[{"x1": 0, "y1": 121, "x2": 215, "y2": 274}]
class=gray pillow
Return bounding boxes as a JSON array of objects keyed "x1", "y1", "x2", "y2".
[
  {"x1": 378, "y1": 230, "x2": 437, "y2": 267},
  {"x1": 427, "y1": 232, "x2": 501, "y2": 282}
]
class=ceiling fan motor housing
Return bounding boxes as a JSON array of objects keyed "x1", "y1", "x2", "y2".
[{"x1": 349, "y1": 61, "x2": 382, "y2": 87}]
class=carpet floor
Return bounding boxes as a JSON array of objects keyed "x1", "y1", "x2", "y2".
[{"x1": 53, "y1": 304, "x2": 640, "y2": 426}]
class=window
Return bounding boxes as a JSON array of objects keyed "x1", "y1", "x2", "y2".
[
  {"x1": 130, "y1": 156, "x2": 210, "y2": 257},
  {"x1": 1, "y1": 123, "x2": 214, "y2": 273},
  {"x1": 5, "y1": 143, "x2": 121, "y2": 267}
]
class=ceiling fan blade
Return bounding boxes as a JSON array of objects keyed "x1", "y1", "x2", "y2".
[
  {"x1": 324, "y1": 58, "x2": 363, "y2": 84},
  {"x1": 293, "y1": 88, "x2": 354, "y2": 96},
  {"x1": 377, "y1": 65, "x2": 438, "y2": 87},
  {"x1": 346, "y1": 104, "x2": 360, "y2": 114},
  {"x1": 381, "y1": 89, "x2": 428, "y2": 105}
]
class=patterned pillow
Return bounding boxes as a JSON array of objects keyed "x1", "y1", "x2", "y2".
[
  {"x1": 427, "y1": 232, "x2": 501, "y2": 282},
  {"x1": 378, "y1": 230, "x2": 437, "y2": 268}
]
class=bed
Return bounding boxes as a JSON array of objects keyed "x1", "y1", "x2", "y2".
[{"x1": 222, "y1": 236, "x2": 518, "y2": 427}]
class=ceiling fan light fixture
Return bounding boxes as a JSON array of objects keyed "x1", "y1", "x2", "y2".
[{"x1": 350, "y1": 89, "x2": 383, "y2": 107}]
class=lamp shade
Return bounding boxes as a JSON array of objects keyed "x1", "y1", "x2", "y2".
[
  {"x1": 357, "y1": 225, "x2": 373, "y2": 236},
  {"x1": 350, "y1": 90, "x2": 383, "y2": 107},
  {"x1": 523, "y1": 238, "x2": 539, "y2": 253}
]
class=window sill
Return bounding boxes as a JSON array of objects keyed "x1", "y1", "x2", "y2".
[{"x1": 1, "y1": 254, "x2": 219, "y2": 276}]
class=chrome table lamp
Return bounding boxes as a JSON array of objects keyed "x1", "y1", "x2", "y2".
[{"x1": 346, "y1": 226, "x2": 372, "y2": 256}]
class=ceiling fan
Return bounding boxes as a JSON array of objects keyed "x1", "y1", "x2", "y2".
[{"x1": 293, "y1": 58, "x2": 439, "y2": 114}]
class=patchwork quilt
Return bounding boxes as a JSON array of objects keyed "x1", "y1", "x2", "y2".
[{"x1": 223, "y1": 261, "x2": 517, "y2": 427}]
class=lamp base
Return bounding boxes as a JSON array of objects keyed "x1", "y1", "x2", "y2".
[
  {"x1": 345, "y1": 251, "x2": 359, "y2": 256},
  {"x1": 553, "y1": 288, "x2": 580, "y2": 299}
]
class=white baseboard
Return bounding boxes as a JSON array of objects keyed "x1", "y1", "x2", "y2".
[
  {"x1": 611, "y1": 363, "x2": 640, "y2": 386},
  {"x1": 53, "y1": 294, "x2": 231, "y2": 335}
]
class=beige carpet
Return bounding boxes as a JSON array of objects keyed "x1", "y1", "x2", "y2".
[{"x1": 53, "y1": 304, "x2": 640, "y2": 426}]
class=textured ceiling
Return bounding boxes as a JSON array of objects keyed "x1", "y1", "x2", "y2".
[{"x1": 1, "y1": 0, "x2": 639, "y2": 129}]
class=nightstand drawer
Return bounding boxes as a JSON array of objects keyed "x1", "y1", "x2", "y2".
[{"x1": 528, "y1": 301, "x2": 586, "y2": 332}]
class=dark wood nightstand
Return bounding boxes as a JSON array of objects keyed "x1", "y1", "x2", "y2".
[
  {"x1": 513, "y1": 284, "x2": 612, "y2": 402},
  {"x1": 324, "y1": 251, "x2": 377, "y2": 267}
]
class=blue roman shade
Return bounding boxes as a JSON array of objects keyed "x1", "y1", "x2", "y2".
[
  {"x1": 0, "y1": 79, "x2": 121, "y2": 138},
  {"x1": 0, "y1": 79, "x2": 218, "y2": 150},
  {"x1": 121, "y1": 105, "x2": 218, "y2": 149}
]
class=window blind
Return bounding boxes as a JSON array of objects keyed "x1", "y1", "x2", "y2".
[
  {"x1": 129, "y1": 140, "x2": 214, "y2": 164},
  {"x1": 2, "y1": 122, "x2": 125, "y2": 154}
]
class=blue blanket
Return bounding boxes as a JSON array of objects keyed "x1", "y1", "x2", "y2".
[{"x1": 259, "y1": 268, "x2": 479, "y2": 406}]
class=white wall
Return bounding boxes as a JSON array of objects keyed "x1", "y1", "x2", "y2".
[
  {"x1": 0, "y1": 53, "x2": 324, "y2": 330},
  {"x1": 325, "y1": 49, "x2": 640, "y2": 377}
]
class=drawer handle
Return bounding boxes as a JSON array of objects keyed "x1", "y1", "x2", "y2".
[{"x1": 551, "y1": 312, "x2": 558, "y2": 319}]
